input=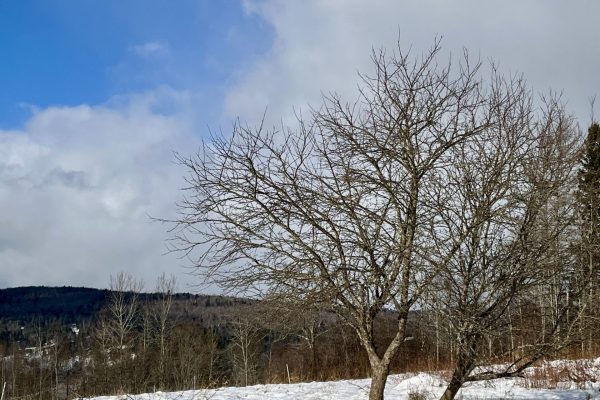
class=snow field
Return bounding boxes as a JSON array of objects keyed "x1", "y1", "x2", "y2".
[{"x1": 86, "y1": 358, "x2": 600, "y2": 400}]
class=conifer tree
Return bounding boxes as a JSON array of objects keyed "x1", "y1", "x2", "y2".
[
  {"x1": 579, "y1": 123, "x2": 600, "y2": 269},
  {"x1": 578, "y1": 122, "x2": 600, "y2": 352}
]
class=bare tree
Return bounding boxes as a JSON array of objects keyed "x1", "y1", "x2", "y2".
[
  {"x1": 97, "y1": 272, "x2": 143, "y2": 393},
  {"x1": 169, "y1": 39, "x2": 548, "y2": 400},
  {"x1": 169, "y1": 326, "x2": 219, "y2": 390},
  {"x1": 108, "y1": 273, "x2": 142, "y2": 358},
  {"x1": 426, "y1": 96, "x2": 583, "y2": 400},
  {"x1": 254, "y1": 298, "x2": 333, "y2": 381},
  {"x1": 152, "y1": 273, "x2": 176, "y2": 389},
  {"x1": 228, "y1": 310, "x2": 262, "y2": 387}
]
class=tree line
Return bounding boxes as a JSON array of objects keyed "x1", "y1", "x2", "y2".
[
  {"x1": 0, "y1": 276, "x2": 255, "y2": 399},
  {"x1": 2, "y1": 254, "x2": 600, "y2": 400},
  {"x1": 1, "y1": 273, "x2": 494, "y2": 399}
]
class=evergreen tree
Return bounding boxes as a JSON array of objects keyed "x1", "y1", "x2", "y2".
[
  {"x1": 578, "y1": 122, "x2": 600, "y2": 353},
  {"x1": 579, "y1": 122, "x2": 600, "y2": 269}
]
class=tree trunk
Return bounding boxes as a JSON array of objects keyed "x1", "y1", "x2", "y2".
[
  {"x1": 440, "y1": 376, "x2": 463, "y2": 400},
  {"x1": 310, "y1": 343, "x2": 318, "y2": 380},
  {"x1": 362, "y1": 312, "x2": 408, "y2": 400},
  {"x1": 369, "y1": 363, "x2": 390, "y2": 400},
  {"x1": 439, "y1": 350, "x2": 474, "y2": 400}
]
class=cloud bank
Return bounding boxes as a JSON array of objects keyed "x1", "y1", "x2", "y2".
[
  {"x1": 230, "y1": 0, "x2": 600, "y2": 125},
  {"x1": 4, "y1": 0, "x2": 600, "y2": 290},
  {"x1": 0, "y1": 90, "x2": 197, "y2": 289}
]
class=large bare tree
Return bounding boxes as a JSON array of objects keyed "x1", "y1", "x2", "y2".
[{"x1": 170, "y1": 40, "x2": 553, "y2": 400}]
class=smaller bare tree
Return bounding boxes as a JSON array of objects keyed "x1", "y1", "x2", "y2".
[
  {"x1": 98, "y1": 272, "x2": 143, "y2": 393},
  {"x1": 429, "y1": 97, "x2": 585, "y2": 400},
  {"x1": 151, "y1": 273, "x2": 176, "y2": 389},
  {"x1": 255, "y1": 298, "x2": 332, "y2": 381},
  {"x1": 227, "y1": 308, "x2": 262, "y2": 387}
]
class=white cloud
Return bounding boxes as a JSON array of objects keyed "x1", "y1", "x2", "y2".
[
  {"x1": 0, "y1": 90, "x2": 198, "y2": 290},
  {"x1": 228, "y1": 0, "x2": 600, "y2": 126},
  {"x1": 131, "y1": 41, "x2": 170, "y2": 58}
]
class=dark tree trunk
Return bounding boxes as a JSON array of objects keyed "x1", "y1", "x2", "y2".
[
  {"x1": 310, "y1": 343, "x2": 319, "y2": 380},
  {"x1": 439, "y1": 351, "x2": 474, "y2": 400},
  {"x1": 440, "y1": 376, "x2": 464, "y2": 400},
  {"x1": 369, "y1": 363, "x2": 390, "y2": 400}
]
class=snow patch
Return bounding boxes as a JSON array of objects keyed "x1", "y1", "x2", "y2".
[{"x1": 395, "y1": 372, "x2": 447, "y2": 392}]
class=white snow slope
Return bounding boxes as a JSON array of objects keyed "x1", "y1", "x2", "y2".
[{"x1": 86, "y1": 359, "x2": 600, "y2": 400}]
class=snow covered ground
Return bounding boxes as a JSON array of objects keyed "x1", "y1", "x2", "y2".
[{"x1": 87, "y1": 359, "x2": 600, "y2": 400}]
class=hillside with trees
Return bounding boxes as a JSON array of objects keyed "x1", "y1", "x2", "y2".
[{"x1": 0, "y1": 280, "x2": 431, "y2": 398}]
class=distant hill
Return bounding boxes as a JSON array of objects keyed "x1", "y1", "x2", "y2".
[
  {"x1": 0, "y1": 285, "x2": 253, "y2": 326},
  {"x1": 0, "y1": 285, "x2": 256, "y2": 347},
  {"x1": 0, "y1": 286, "x2": 110, "y2": 322}
]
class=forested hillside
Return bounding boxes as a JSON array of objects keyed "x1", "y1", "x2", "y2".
[
  {"x1": 0, "y1": 286, "x2": 250, "y2": 343},
  {"x1": 0, "y1": 286, "x2": 248, "y2": 322},
  {"x1": 0, "y1": 286, "x2": 110, "y2": 321},
  {"x1": 0, "y1": 282, "x2": 429, "y2": 399}
]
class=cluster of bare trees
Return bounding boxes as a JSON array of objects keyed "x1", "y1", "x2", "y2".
[
  {"x1": 171, "y1": 39, "x2": 592, "y2": 400},
  {"x1": 1, "y1": 279, "x2": 425, "y2": 399},
  {"x1": 0, "y1": 274, "x2": 222, "y2": 399},
  {"x1": 84, "y1": 273, "x2": 220, "y2": 396},
  {"x1": 3, "y1": 270, "x2": 598, "y2": 399},
  {"x1": 0, "y1": 319, "x2": 80, "y2": 400}
]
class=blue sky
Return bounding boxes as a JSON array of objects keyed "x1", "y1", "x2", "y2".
[
  {"x1": 1, "y1": 1, "x2": 600, "y2": 290},
  {"x1": 0, "y1": 0, "x2": 272, "y2": 128}
]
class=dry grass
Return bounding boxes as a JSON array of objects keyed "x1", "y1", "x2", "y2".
[{"x1": 522, "y1": 359, "x2": 598, "y2": 389}]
